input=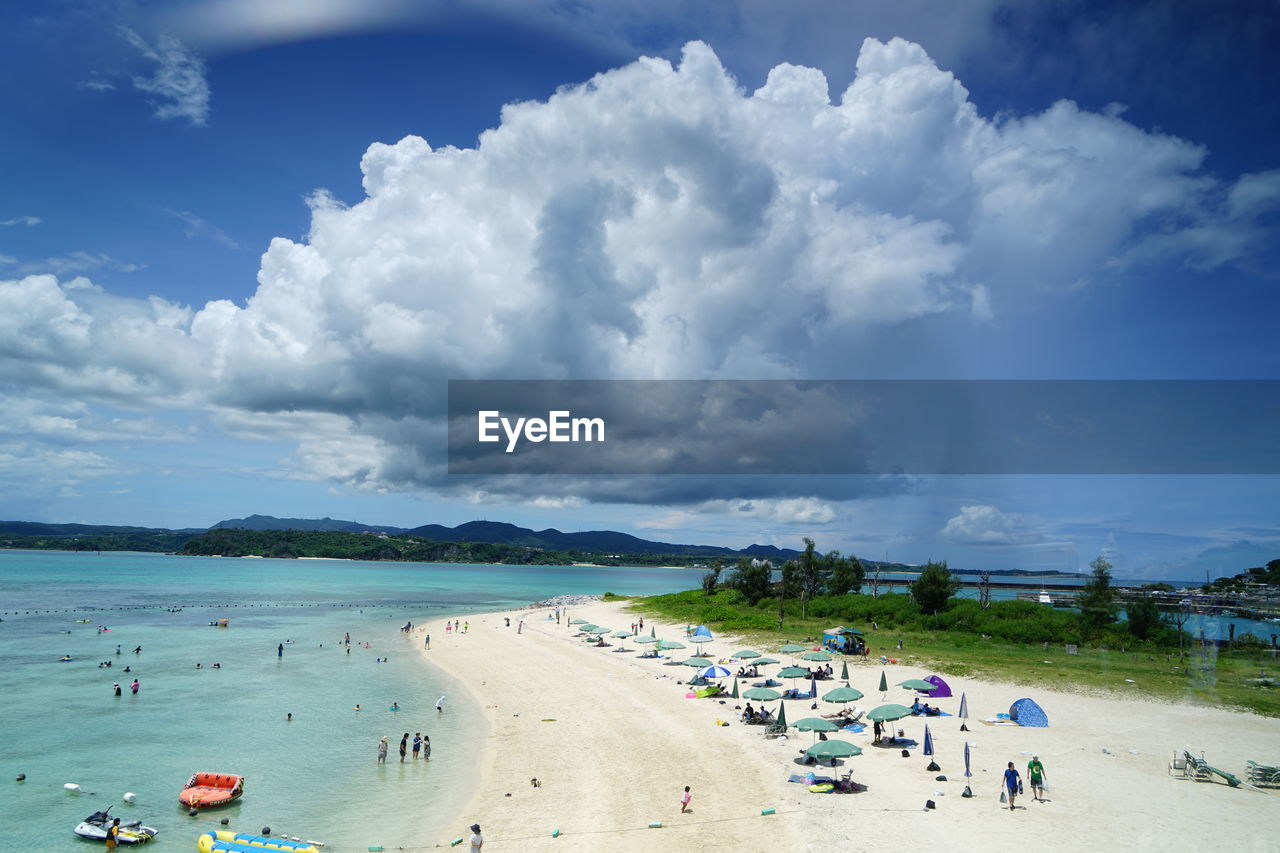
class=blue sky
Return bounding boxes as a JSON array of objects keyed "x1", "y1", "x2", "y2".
[{"x1": 1, "y1": 1, "x2": 1277, "y2": 580}]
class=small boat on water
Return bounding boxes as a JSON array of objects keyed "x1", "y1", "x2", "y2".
[
  {"x1": 197, "y1": 830, "x2": 318, "y2": 853},
  {"x1": 178, "y1": 772, "x2": 244, "y2": 808},
  {"x1": 74, "y1": 809, "x2": 158, "y2": 844},
  {"x1": 209, "y1": 617, "x2": 229, "y2": 627},
  {"x1": 1037, "y1": 589, "x2": 1052, "y2": 605}
]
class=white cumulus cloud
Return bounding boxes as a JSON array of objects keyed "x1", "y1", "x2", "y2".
[
  {"x1": 3, "y1": 38, "x2": 1278, "y2": 506},
  {"x1": 941, "y1": 504, "x2": 1041, "y2": 545}
]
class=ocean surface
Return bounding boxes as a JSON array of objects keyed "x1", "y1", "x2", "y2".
[{"x1": 0, "y1": 551, "x2": 701, "y2": 852}]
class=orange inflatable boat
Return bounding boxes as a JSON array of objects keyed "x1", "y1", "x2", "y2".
[{"x1": 178, "y1": 773, "x2": 244, "y2": 808}]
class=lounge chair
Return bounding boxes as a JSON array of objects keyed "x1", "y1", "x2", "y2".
[
  {"x1": 1246, "y1": 761, "x2": 1280, "y2": 787},
  {"x1": 1177, "y1": 750, "x2": 1242, "y2": 787}
]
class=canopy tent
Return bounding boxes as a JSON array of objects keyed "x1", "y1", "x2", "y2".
[
  {"x1": 822, "y1": 627, "x2": 866, "y2": 655},
  {"x1": 1009, "y1": 697, "x2": 1049, "y2": 727},
  {"x1": 924, "y1": 675, "x2": 952, "y2": 698}
]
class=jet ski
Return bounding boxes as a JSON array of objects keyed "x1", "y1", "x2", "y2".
[{"x1": 74, "y1": 809, "x2": 158, "y2": 844}]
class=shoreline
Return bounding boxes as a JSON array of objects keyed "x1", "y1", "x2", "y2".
[{"x1": 415, "y1": 599, "x2": 1280, "y2": 852}]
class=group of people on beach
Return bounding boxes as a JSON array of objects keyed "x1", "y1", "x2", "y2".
[
  {"x1": 1001, "y1": 757, "x2": 1048, "y2": 810},
  {"x1": 379, "y1": 732, "x2": 433, "y2": 763}
]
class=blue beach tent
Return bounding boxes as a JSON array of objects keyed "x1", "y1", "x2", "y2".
[{"x1": 1008, "y1": 697, "x2": 1048, "y2": 727}]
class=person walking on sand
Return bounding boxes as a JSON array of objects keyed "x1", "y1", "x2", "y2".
[
  {"x1": 518, "y1": 620, "x2": 523, "y2": 634},
  {"x1": 680, "y1": 785, "x2": 692, "y2": 813},
  {"x1": 1003, "y1": 761, "x2": 1021, "y2": 811},
  {"x1": 399, "y1": 733, "x2": 409, "y2": 762},
  {"x1": 424, "y1": 633, "x2": 430, "y2": 649},
  {"x1": 1027, "y1": 755, "x2": 1047, "y2": 801},
  {"x1": 412, "y1": 732, "x2": 421, "y2": 759},
  {"x1": 436, "y1": 695, "x2": 446, "y2": 713},
  {"x1": 468, "y1": 823, "x2": 483, "y2": 851},
  {"x1": 377, "y1": 736, "x2": 388, "y2": 763}
]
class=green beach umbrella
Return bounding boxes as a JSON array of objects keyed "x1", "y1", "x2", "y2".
[
  {"x1": 682, "y1": 656, "x2": 714, "y2": 667},
  {"x1": 733, "y1": 649, "x2": 762, "y2": 659},
  {"x1": 611, "y1": 630, "x2": 633, "y2": 638},
  {"x1": 840, "y1": 661, "x2": 849, "y2": 681},
  {"x1": 778, "y1": 666, "x2": 810, "y2": 678},
  {"x1": 753, "y1": 657, "x2": 780, "y2": 666},
  {"x1": 775, "y1": 700, "x2": 787, "y2": 726},
  {"x1": 569, "y1": 618, "x2": 588, "y2": 625},
  {"x1": 806, "y1": 739, "x2": 862, "y2": 761},
  {"x1": 867, "y1": 703, "x2": 913, "y2": 723},
  {"x1": 743, "y1": 687, "x2": 782, "y2": 701},
  {"x1": 589, "y1": 627, "x2": 610, "y2": 635},
  {"x1": 731, "y1": 677, "x2": 740, "y2": 699},
  {"x1": 821, "y1": 686, "x2": 864, "y2": 704},
  {"x1": 658, "y1": 640, "x2": 685, "y2": 650},
  {"x1": 791, "y1": 716, "x2": 840, "y2": 746},
  {"x1": 633, "y1": 635, "x2": 657, "y2": 644},
  {"x1": 800, "y1": 651, "x2": 833, "y2": 662},
  {"x1": 778, "y1": 643, "x2": 807, "y2": 654},
  {"x1": 578, "y1": 624, "x2": 598, "y2": 632},
  {"x1": 878, "y1": 670, "x2": 888, "y2": 695},
  {"x1": 898, "y1": 679, "x2": 936, "y2": 692},
  {"x1": 791, "y1": 717, "x2": 839, "y2": 732}
]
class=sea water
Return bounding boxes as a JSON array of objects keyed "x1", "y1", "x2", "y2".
[{"x1": 0, "y1": 550, "x2": 698, "y2": 852}]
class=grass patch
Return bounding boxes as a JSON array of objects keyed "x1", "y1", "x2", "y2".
[{"x1": 623, "y1": 590, "x2": 1280, "y2": 717}]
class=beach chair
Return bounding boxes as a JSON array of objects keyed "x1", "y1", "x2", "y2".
[
  {"x1": 1180, "y1": 750, "x2": 1242, "y2": 787},
  {"x1": 1246, "y1": 761, "x2": 1280, "y2": 787},
  {"x1": 764, "y1": 719, "x2": 788, "y2": 739}
]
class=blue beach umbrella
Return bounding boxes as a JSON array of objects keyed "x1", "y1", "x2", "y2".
[
  {"x1": 923, "y1": 724, "x2": 934, "y2": 756},
  {"x1": 698, "y1": 664, "x2": 732, "y2": 679},
  {"x1": 809, "y1": 674, "x2": 818, "y2": 700},
  {"x1": 963, "y1": 741, "x2": 973, "y2": 797}
]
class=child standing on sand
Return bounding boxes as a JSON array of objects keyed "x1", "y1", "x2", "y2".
[{"x1": 680, "y1": 785, "x2": 692, "y2": 813}]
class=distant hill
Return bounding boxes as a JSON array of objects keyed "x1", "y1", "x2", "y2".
[
  {"x1": 211, "y1": 515, "x2": 408, "y2": 534},
  {"x1": 0, "y1": 520, "x2": 203, "y2": 536},
  {"x1": 210, "y1": 515, "x2": 800, "y2": 560}
]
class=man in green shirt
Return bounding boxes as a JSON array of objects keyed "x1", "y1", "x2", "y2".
[{"x1": 1027, "y1": 756, "x2": 1047, "y2": 801}]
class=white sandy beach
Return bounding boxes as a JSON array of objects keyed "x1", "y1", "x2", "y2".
[{"x1": 416, "y1": 601, "x2": 1280, "y2": 852}]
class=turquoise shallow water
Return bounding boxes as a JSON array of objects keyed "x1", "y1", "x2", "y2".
[{"x1": 0, "y1": 551, "x2": 698, "y2": 852}]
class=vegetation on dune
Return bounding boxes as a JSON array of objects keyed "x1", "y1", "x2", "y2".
[{"x1": 621, "y1": 572, "x2": 1280, "y2": 716}]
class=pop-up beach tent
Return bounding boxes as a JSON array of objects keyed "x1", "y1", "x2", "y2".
[
  {"x1": 924, "y1": 675, "x2": 952, "y2": 698},
  {"x1": 1009, "y1": 697, "x2": 1048, "y2": 727}
]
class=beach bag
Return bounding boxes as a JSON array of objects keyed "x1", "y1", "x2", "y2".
[
  {"x1": 1018, "y1": 782, "x2": 1024, "y2": 795},
  {"x1": 999, "y1": 790, "x2": 1007, "y2": 804}
]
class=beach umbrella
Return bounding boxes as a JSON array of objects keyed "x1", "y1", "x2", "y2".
[
  {"x1": 805, "y1": 739, "x2": 861, "y2": 763},
  {"x1": 963, "y1": 741, "x2": 973, "y2": 797},
  {"x1": 731, "y1": 677, "x2": 740, "y2": 699},
  {"x1": 775, "y1": 700, "x2": 788, "y2": 727},
  {"x1": 821, "y1": 686, "x2": 864, "y2": 705},
  {"x1": 569, "y1": 618, "x2": 588, "y2": 625},
  {"x1": 840, "y1": 661, "x2": 849, "y2": 681},
  {"x1": 791, "y1": 717, "x2": 840, "y2": 732},
  {"x1": 898, "y1": 679, "x2": 936, "y2": 692},
  {"x1": 923, "y1": 724, "x2": 935, "y2": 756},
  {"x1": 682, "y1": 656, "x2": 714, "y2": 667},
  {"x1": 800, "y1": 650, "x2": 833, "y2": 662},
  {"x1": 688, "y1": 635, "x2": 714, "y2": 655},
  {"x1": 743, "y1": 687, "x2": 782, "y2": 701},
  {"x1": 733, "y1": 649, "x2": 762, "y2": 659},
  {"x1": 611, "y1": 630, "x2": 633, "y2": 638},
  {"x1": 589, "y1": 627, "x2": 610, "y2": 635},
  {"x1": 810, "y1": 674, "x2": 818, "y2": 701},
  {"x1": 753, "y1": 657, "x2": 780, "y2": 666},
  {"x1": 878, "y1": 670, "x2": 888, "y2": 697},
  {"x1": 791, "y1": 716, "x2": 840, "y2": 746},
  {"x1": 778, "y1": 666, "x2": 810, "y2": 678},
  {"x1": 778, "y1": 643, "x2": 807, "y2": 654},
  {"x1": 698, "y1": 664, "x2": 732, "y2": 679},
  {"x1": 578, "y1": 624, "x2": 598, "y2": 633},
  {"x1": 651, "y1": 625, "x2": 656, "y2": 637},
  {"x1": 633, "y1": 635, "x2": 657, "y2": 644},
  {"x1": 867, "y1": 703, "x2": 913, "y2": 723},
  {"x1": 658, "y1": 640, "x2": 685, "y2": 650},
  {"x1": 958, "y1": 692, "x2": 969, "y2": 732}
]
